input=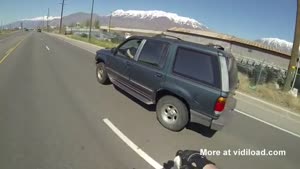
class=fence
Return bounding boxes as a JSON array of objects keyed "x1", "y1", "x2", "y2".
[
  {"x1": 65, "y1": 27, "x2": 126, "y2": 43},
  {"x1": 235, "y1": 55, "x2": 288, "y2": 88}
]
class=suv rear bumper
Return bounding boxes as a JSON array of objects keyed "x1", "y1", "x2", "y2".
[
  {"x1": 190, "y1": 97, "x2": 237, "y2": 130},
  {"x1": 190, "y1": 109, "x2": 234, "y2": 130},
  {"x1": 190, "y1": 97, "x2": 236, "y2": 130}
]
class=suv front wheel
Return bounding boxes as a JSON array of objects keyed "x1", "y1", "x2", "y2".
[
  {"x1": 156, "y1": 96, "x2": 189, "y2": 131},
  {"x1": 96, "y1": 62, "x2": 109, "y2": 84}
]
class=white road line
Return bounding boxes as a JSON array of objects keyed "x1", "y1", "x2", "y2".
[
  {"x1": 45, "y1": 45, "x2": 50, "y2": 51},
  {"x1": 103, "y1": 118, "x2": 163, "y2": 169},
  {"x1": 235, "y1": 109, "x2": 300, "y2": 139},
  {"x1": 45, "y1": 33, "x2": 99, "y2": 54},
  {"x1": 236, "y1": 91, "x2": 300, "y2": 117}
]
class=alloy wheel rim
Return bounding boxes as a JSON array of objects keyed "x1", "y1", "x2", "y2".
[
  {"x1": 97, "y1": 67, "x2": 103, "y2": 80},
  {"x1": 161, "y1": 104, "x2": 178, "y2": 124}
]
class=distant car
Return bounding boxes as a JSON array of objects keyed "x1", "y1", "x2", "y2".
[
  {"x1": 95, "y1": 35, "x2": 238, "y2": 131},
  {"x1": 37, "y1": 28, "x2": 42, "y2": 32},
  {"x1": 24, "y1": 28, "x2": 29, "y2": 31}
]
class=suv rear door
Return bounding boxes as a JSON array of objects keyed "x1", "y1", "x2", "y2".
[
  {"x1": 226, "y1": 54, "x2": 238, "y2": 92},
  {"x1": 128, "y1": 39, "x2": 169, "y2": 102},
  {"x1": 220, "y1": 53, "x2": 238, "y2": 114},
  {"x1": 166, "y1": 46, "x2": 222, "y2": 117}
]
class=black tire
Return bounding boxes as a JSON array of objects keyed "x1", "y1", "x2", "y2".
[
  {"x1": 156, "y1": 95, "x2": 189, "y2": 131},
  {"x1": 96, "y1": 62, "x2": 109, "y2": 84}
]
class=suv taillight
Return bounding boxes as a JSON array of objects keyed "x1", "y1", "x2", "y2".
[{"x1": 214, "y1": 97, "x2": 226, "y2": 115}]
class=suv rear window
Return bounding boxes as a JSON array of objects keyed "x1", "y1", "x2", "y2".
[
  {"x1": 173, "y1": 47, "x2": 220, "y2": 88},
  {"x1": 138, "y1": 40, "x2": 169, "y2": 67}
]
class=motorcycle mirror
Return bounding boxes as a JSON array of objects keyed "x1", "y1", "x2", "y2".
[{"x1": 173, "y1": 155, "x2": 182, "y2": 169}]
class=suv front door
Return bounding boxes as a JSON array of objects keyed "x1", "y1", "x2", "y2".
[
  {"x1": 106, "y1": 38, "x2": 142, "y2": 85},
  {"x1": 129, "y1": 39, "x2": 169, "y2": 102}
]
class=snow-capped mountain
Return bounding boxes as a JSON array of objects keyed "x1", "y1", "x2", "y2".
[
  {"x1": 22, "y1": 16, "x2": 61, "y2": 21},
  {"x1": 4, "y1": 10, "x2": 208, "y2": 31},
  {"x1": 255, "y1": 38, "x2": 293, "y2": 54},
  {"x1": 5, "y1": 16, "x2": 62, "y2": 29},
  {"x1": 111, "y1": 9, "x2": 207, "y2": 30}
]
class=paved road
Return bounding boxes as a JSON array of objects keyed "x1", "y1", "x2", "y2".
[
  {"x1": 0, "y1": 32, "x2": 299, "y2": 169},
  {"x1": 0, "y1": 31, "x2": 26, "y2": 58}
]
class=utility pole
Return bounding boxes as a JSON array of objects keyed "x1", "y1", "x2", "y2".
[
  {"x1": 108, "y1": 11, "x2": 112, "y2": 32},
  {"x1": 59, "y1": 0, "x2": 65, "y2": 34},
  {"x1": 284, "y1": 0, "x2": 300, "y2": 91},
  {"x1": 47, "y1": 8, "x2": 50, "y2": 32},
  {"x1": 42, "y1": 17, "x2": 45, "y2": 30},
  {"x1": 291, "y1": 58, "x2": 300, "y2": 89},
  {"x1": 88, "y1": 0, "x2": 95, "y2": 42}
]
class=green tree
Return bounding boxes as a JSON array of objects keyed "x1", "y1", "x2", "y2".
[
  {"x1": 85, "y1": 19, "x2": 90, "y2": 28},
  {"x1": 69, "y1": 22, "x2": 75, "y2": 27},
  {"x1": 94, "y1": 19, "x2": 100, "y2": 29}
]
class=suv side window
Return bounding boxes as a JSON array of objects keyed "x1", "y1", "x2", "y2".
[
  {"x1": 117, "y1": 39, "x2": 141, "y2": 59},
  {"x1": 137, "y1": 40, "x2": 169, "y2": 67},
  {"x1": 173, "y1": 47, "x2": 220, "y2": 88}
]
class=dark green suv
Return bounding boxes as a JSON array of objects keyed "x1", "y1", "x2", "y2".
[{"x1": 95, "y1": 35, "x2": 238, "y2": 131}]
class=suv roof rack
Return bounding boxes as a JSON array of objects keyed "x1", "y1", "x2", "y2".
[
  {"x1": 207, "y1": 44, "x2": 225, "y2": 51},
  {"x1": 154, "y1": 33, "x2": 182, "y2": 40}
]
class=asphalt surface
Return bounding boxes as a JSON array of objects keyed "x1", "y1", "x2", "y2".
[
  {"x1": 0, "y1": 32, "x2": 299, "y2": 169},
  {"x1": 0, "y1": 31, "x2": 26, "y2": 57}
]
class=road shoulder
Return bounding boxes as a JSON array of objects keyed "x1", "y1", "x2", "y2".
[
  {"x1": 235, "y1": 92, "x2": 300, "y2": 137},
  {"x1": 44, "y1": 32, "x2": 104, "y2": 54}
]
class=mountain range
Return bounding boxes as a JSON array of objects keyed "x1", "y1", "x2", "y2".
[
  {"x1": 255, "y1": 38, "x2": 295, "y2": 54},
  {"x1": 4, "y1": 9, "x2": 294, "y2": 54},
  {"x1": 6, "y1": 10, "x2": 208, "y2": 31}
]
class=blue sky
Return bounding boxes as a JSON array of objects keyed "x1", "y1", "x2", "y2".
[{"x1": 0, "y1": 0, "x2": 297, "y2": 41}]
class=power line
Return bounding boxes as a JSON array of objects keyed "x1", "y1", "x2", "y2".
[{"x1": 59, "y1": 0, "x2": 65, "y2": 34}]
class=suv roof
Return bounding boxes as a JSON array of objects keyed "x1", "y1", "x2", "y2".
[{"x1": 127, "y1": 35, "x2": 231, "y2": 57}]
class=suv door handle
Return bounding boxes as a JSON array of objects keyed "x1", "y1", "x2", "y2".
[
  {"x1": 126, "y1": 61, "x2": 131, "y2": 66},
  {"x1": 155, "y1": 73, "x2": 162, "y2": 78}
]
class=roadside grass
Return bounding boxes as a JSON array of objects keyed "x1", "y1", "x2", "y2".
[
  {"x1": 68, "y1": 35, "x2": 119, "y2": 49},
  {"x1": 0, "y1": 30, "x2": 17, "y2": 36},
  {"x1": 238, "y1": 73, "x2": 300, "y2": 113}
]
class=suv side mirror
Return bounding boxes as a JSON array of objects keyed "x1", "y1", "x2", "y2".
[{"x1": 111, "y1": 48, "x2": 117, "y2": 55}]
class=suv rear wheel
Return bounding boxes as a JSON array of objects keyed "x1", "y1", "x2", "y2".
[
  {"x1": 156, "y1": 96, "x2": 189, "y2": 131},
  {"x1": 96, "y1": 62, "x2": 109, "y2": 84}
]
